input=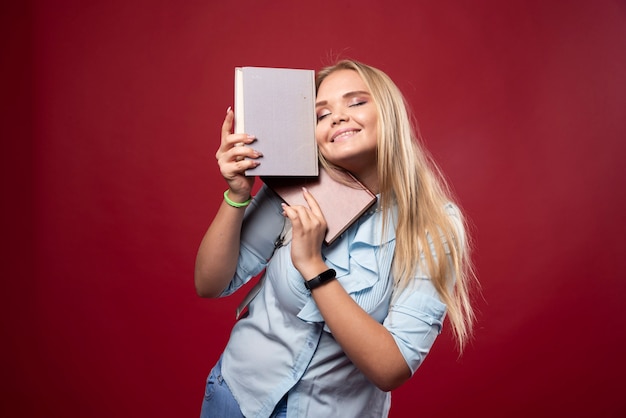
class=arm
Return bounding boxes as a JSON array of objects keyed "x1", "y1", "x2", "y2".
[
  {"x1": 282, "y1": 190, "x2": 411, "y2": 391},
  {"x1": 312, "y1": 280, "x2": 412, "y2": 391},
  {"x1": 194, "y1": 198, "x2": 248, "y2": 298},
  {"x1": 194, "y1": 109, "x2": 262, "y2": 298}
]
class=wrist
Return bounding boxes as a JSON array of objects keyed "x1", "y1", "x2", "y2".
[
  {"x1": 304, "y1": 268, "x2": 337, "y2": 290},
  {"x1": 223, "y1": 189, "x2": 252, "y2": 208},
  {"x1": 297, "y1": 259, "x2": 328, "y2": 281}
]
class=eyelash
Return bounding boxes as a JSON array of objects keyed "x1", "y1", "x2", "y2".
[{"x1": 316, "y1": 101, "x2": 367, "y2": 122}]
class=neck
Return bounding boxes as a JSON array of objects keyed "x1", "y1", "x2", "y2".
[{"x1": 354, "y1": 171, "x2": 379, "y2": 195}]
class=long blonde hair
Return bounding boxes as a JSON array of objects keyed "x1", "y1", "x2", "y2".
[{"x1": 316, "y1": 60, "x2": 476, "y2": 352}]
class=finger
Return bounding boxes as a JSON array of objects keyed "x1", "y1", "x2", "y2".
[
  {"x1": 281, "y1": 203, "x2": 307, "y2": 226},
  {"x1": 227, "y1": 133, "x2": 256, "y2": 147},
  {"x1": 227, "y1": 144, "x2": 263, "y2": 163},
  {"x1": 233, "y1": 141, "x2": 244, "y2": 161},
  {"x1": 301, "y1": 188, "x2": 325, "y2": 219},
  {"x1": 284, "y1": 204, "x2": 321, "y2": 236},
  {"x1": 221, "y1": 107, "x2": 234, "y2": 141},
  {"x1": 217, "y1": 135, "x2": 258, "y2": 162},
  {"x1": 281, "y1": 202, "x2": 297, "y2": 220},
  {"x1": 217, "y1": 109, "x2": 235, "y2": 161},
  {"x1": 221, "y1": 108, "x2": 257, "y2": 145},
  {"x1": 220, "y1": 154, "x2": 261, "y2": 178},
  {"x1": 232, "y1": 139, "x2": 259, "y2": 161}
]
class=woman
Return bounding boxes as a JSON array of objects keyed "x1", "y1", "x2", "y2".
[{"x1": 195, "y1": 60, "x2": 475, "y2": 417}]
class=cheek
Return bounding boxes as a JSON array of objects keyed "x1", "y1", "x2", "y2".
[
  {"x1": 315, "y1": 132, "x2": 332, "y2": 158},
  {"x1": 356, "y1": 109, "x2": 377, "y2": 126},
  {"x1": 316, "y1": 140, "x2": 330, "y2": 157},
  {"x1": 315, "y1": 125, "x2": 327, "y2": 146}
]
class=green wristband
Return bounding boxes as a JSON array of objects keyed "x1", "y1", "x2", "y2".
[{"x1": 224, "y1": 190, "x2": 252, "y2": 208}]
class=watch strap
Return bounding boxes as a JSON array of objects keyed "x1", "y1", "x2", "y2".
[{"x1": 304, "y1": 268, "x2": 337, "y2": 290}]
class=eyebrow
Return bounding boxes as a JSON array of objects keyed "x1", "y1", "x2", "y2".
[{"x1": 315, "y1": 90, "x2": 371, "y2": 108}]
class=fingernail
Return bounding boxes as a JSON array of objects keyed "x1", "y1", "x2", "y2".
[
  {"x1": 226, "y1": 106, "x2": 232, "y2": 114},
  {"x1": 247, "y1": 134, "x2": 256, "y2": 139},
  {"x1": 302, "y1": 187, "x2": 308, "y2": 193}
]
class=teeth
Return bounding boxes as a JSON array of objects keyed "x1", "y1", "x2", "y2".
[{"x1": 334, "y1": 130, "x2": 358, "y2": 141}]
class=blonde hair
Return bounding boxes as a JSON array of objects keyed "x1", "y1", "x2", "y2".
[{"x1": 316, "y1": 60, "x2": 476, "y2": 352}]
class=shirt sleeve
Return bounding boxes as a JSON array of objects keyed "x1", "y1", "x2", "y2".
[
  {"x1": 383, "y1": 278, "x2": 447, "y2": 375},
  {"x1": 219, "y1": 185, "x2": 286, "y2": 296},
  {"x1": 383, "y1": 202, "x2": 463, "y2": 374}
]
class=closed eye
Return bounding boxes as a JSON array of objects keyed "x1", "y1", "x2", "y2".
[
  {"x1": 317, "y1": 99, "x2": 368, "y2": 122},
  {"x1": 349, "y1": 100, "x2": 367, "y2": 107},
  {"x1": 317, "y1": 112, "x2": 330, "y2": 122}
]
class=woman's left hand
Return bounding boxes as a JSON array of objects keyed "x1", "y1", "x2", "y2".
[{"x1": 281, "y1": 188, "x2": 328, "y2": 276}]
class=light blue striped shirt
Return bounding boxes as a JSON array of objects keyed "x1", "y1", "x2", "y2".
[{"x1": 218, "y1": 185, "x2": 450, "y2": 418}]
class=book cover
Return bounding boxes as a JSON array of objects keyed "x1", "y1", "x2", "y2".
[
  {"x1": 263, "y1": 166, "x2": 377, "y2": 245},
  {"x1": 235, "y1": 66, "x2": 318, "y2": 176}
]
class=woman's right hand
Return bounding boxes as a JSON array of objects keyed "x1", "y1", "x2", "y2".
[{"x1": 215, "y1": 108, "x2": 262, "y2": 201}]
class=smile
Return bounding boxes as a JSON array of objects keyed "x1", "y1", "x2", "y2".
[{"x1": 331, "y1": 129, "x2": 360, "y2": 142}]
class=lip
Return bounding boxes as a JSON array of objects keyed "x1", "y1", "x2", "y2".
[{"x1": 331, "y1": 128, "x2": 361, "y2": 142}]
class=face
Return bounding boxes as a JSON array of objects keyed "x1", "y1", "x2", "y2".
[{"x1": 315, "y1": 69, "x2": 379, "y2": 179}]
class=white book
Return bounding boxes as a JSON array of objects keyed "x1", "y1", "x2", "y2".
[{"x1": 234, "y1": 66, "x2": 318, "y2": 176}]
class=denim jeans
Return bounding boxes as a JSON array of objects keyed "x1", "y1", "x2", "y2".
[
  {"x1": 200, "y1": 356, "x2": 244, "y2": 418},
  {"x1": 200, "y1": 356, "x2": 287, "y2": 418}
]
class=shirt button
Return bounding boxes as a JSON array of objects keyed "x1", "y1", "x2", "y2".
[{"x1": 307, "y1": 342, "x2": 314, "y2": 348}]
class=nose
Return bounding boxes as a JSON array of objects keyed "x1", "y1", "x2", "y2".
[{"x1": 331, "y1": 112, "x2": 348, "y2": 125}]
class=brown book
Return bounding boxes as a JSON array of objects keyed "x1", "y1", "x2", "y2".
[
  {"x1": 263, "y1": 166, "x2": 377, "y2": 245},
  {"x1": 234, "y1": 66, "x2": 318, "y2": 176}
]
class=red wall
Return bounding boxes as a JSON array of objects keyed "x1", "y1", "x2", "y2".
[{"x1": 4, "y1": 0, "x2": 626, "y2": 416}]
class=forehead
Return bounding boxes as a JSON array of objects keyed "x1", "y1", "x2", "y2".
[{"x1": 316, "y1": 69, "x2": 370, "y2": 99}]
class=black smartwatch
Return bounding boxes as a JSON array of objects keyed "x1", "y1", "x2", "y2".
[{"x1": 304, "y1": 269, "x2": 337, "y2": 290}]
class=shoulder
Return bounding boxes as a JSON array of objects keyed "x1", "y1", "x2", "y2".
[
  {"x1": 251, "y1": 184, "x2": 283, "y2": 207},
  {"x1": 443, "y1": 201, "x2": 461, "y2": 219},
  {"x1": 443, "y1": 201, "x2": 466, "y2": 243}
]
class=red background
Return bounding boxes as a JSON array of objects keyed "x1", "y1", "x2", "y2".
[{"x1": 3, "y1": 0, "x2": 626, "y2": 417}]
